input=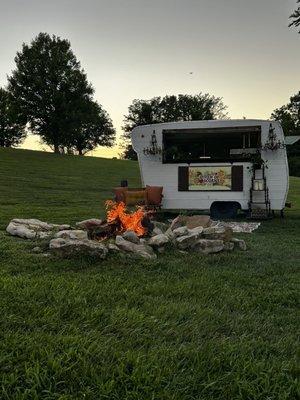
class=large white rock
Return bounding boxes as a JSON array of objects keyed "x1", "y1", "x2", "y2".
[
  {"x1": 55, "y1": 230, "x2": 88, "y2": 240},
  {"x1": 6, "y1": 218, "x2": 71, "y2": 240},
  {"x1": 7, "y1": 219, "x2": 52, "y2": 239},
  {"x1": 115, "y1": 235, "x2": 157, "y2": 259},
  {"x1": 173, "y1": 226, "x2": 189, "y2": 237},
  {"x1": 151, "y1": 227, "x2": 163, "y2": 236},
  {"x1": 49, "y1": 238, "x2": 108, "y2": 258},
  {"x1": 148, "y1": 233, "x2": 169, "y2": 247},
  {"x1": 76, "y1": 219, "x2": 103, "y2": 230},
  {"x1": 165, "y1": 227, "x2": 175, "y2": 240},
  {"x1": 175, "y1": 232, "x2": 200, "y2": 250},
  {"x1": 122, "y1": 230, "x2": 140, "y2": 244},
  {"x1": 203, "y1": 226, "x2": 233, "y2": 242},
  {"x1": 193, "y1": 239, "x2": 224, "y2": 254},
  {"x1": 188, "y1": 226, "x2": 204, "y2": 236},
  {"x1": 152, "y1": 221, "x2": 169, "y2": 233}
]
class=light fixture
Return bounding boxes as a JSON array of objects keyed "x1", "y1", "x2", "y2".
[
  {"x1": 261, "y1": 123, "x2": 285, "y2": 151},
  {"x1": 143, "y1": 130, "x2": 162, "y2": 155}
]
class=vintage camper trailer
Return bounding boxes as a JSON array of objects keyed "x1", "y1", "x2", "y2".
[{"x1": 131, "y1": 120, "x2": 291, "y2": 218}]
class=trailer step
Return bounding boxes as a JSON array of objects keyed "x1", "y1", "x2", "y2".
[{"x1": 248, "y1": 208, "x2": 270, "y2": 220}]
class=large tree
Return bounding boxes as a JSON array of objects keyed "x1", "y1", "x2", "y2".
[
  {"x1": 0, "y1": 88, "x2": 26, "y2": 147},
  {"x1": 289, "y1": 0, "x2": 300, "y2": 32},
  {"x1": 65, "y1": 99, "x2": 115, "y2": 155},
  {"x1": 121, "y1": 93, "x2": 227, "y2": 159},
  {"x1": 8, "y1": 33, "x2": 115, "y2": 154}
]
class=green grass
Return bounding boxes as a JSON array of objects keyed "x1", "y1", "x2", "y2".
[{"x1": 0, "y1": 148, "x2": 299, "y2": 400}]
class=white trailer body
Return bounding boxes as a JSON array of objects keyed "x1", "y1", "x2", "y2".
[{"x1": 131, "y1": 120, "x2": 289, "y2": 213}]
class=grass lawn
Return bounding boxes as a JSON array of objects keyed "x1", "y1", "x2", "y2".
[{"x1": 0, "y1": 148, "x2": 299, "y2": 400}]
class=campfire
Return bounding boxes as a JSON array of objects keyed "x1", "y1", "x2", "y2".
[
  {"x1": 106, "y1": 200, "x2": 148, "y2": 236},
  {"x1": 89, "y1": 201, "x2": 153, "y2": 241}
]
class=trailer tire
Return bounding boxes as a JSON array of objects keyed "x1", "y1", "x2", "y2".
[{"x1": 210, "y1": 202, "x2": 240, "y2": 219}]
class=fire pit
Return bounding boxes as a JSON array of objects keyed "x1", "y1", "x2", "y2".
[
  {"x1": 88, "y1": 201, "x2": 154, "y2": 241},
  {"x1": 6, "y1": 211, "x2": 258, "y2": 260}
]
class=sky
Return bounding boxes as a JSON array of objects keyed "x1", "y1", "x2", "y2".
[{"x1": 0, "y1": 0, "x2": 299, "y2": 158}]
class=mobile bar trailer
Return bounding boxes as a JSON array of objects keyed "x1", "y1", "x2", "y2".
[{"x1": 131, "y1": 119, "x2": 298, "y2": 219}]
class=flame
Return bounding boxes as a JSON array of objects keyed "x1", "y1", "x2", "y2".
[{"x1": 105, "y1": 200, "x2": 146, "y2": 236}]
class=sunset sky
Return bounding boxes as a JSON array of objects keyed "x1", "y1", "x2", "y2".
[{"x1": 1, "y1": 0, "x2": 299, "y2": 158}]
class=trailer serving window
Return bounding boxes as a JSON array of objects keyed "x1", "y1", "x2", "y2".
[{"x1": 162, "y1": 126, "x2": 261, "y2": 163}]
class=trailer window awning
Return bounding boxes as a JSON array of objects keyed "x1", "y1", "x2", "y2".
[{"x1": 285, "y1": 136, "x2": 300, "y2": 145}]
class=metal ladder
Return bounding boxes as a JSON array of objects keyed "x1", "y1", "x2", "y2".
[{"x1": 248, "y1": 166, "x2": 271, "y2": 219}]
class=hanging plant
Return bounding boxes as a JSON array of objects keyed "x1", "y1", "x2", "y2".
[{"x1": 248, "y1": 151, "x2": 268, "y2": 173}]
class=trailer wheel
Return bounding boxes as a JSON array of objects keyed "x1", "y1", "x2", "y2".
[{"x1": 210, "y1": 202, "x2": 240, "y2": 219}]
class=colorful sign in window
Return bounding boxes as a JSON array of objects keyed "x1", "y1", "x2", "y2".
[{"x1": 188, "y1": 166, "x2": 232, "y2": 191}]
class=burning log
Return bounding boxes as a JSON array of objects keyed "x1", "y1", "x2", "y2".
[
  {"x1": 105, "y1": 200, "x2": 150, "y2": 237},
  {"x1": 86, "y1": 201, "x2": 154, "y2": 241}
]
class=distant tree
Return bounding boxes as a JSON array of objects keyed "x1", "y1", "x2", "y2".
[
  {"x1": 0, "y1": 88, "x2": 26, "y2": 147},
  {"x1": 121, "y1": 93, "x2": 227, "y2": 160},
  {"x1": 289, "y1": 0, "x2": 300, "y2": 32},
  {"x1": 65, "y1": 100, "x2": 115, "y2": 155},
  {"x1": 271, "y1": 92, "x2": 300, "y2": 175},
  {"x1": 271, "y1": 92, "x2": 300, "y2": 137},
  {"x1": 8, "y1": 33, "x2": 114, "y2": 154}
]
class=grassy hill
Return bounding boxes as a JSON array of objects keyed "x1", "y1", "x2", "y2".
[{"x1": 0, "y1": 148, "x2": 299, "y2": 400}]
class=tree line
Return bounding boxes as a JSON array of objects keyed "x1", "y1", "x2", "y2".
[{"x1": 0, "y1": 0, "x2": 299, "y2": 158}]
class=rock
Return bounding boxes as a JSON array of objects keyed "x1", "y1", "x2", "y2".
[
  {"x1": 122, "y1": 230, "x2": 140, "y2": 244},
  {"x1": 185, "y1": 215, "x2": 211, "y2": 229},
  {"x1": 115, "y1": 236, "x2": 156, "y2": 259},
  {"x1": 165, "y1": 227, "x2": 175, "y2": 240},
  {"x1": 192, "y1": 239, "x2": 224, "y2": 254},
  {"x1": 11, "y1": 218, "x2": 53, "y2": 230},
  {"x1": 231, "y1": 238, "x2": 247, "y2": 251},
  {"x1": 152, "y1": 221, "x2": 169, "y2": 233},
  {"x1": 6, "y1": 218, "x2": 71, "y2": 240},
  {"x1": 170, "y1": 215, "x2": 188, "y2": 230},
  {"x1": 76, "y1": 219, "x2": 103, "y2": 230},
  {"x1": 135, "y1": 244, "x2": 157, "y2": 259},
  {"x1": 171, "y1": 215, "x2": 211, "y2": 231},
  {"x1": 152, "y1": 227, "x2": 163, "y2": 236},
  {"x1": 32, "y1": 246, "x2": 42, "y2": 253},
  {"x1": 203, "y1": 226, "x2": 233, "y2": 242},
  {"x1": 56, "y1": 224, "x2": 72, "y2": 231},
  {"x1": 223, "y1": 241, "x2": 234, "y2": 251},
  {"x1": 173, "y1": 226, "x2": 189, "y2": 237},
  {"x1": 188, "y1": 226, "x2": 204, "y2": 236},
  {"x1": 148, "y1": 233, "x2": 169, "y2": 247},
  {"x1": 175, "y1": 232, "x2": 200, "y2": 250},
  {"x1": 6, "y1": 219, "x2": 53, "y2": 239},
  {"x1": 55, "y1": 230, "x2": 88, "y2": 240},
  {"x1": 108, "y1": 243, "x2": 120, "y2": 252},
  {"x1": 49, "y1": 238, "x2": 108, "y2": 258}
]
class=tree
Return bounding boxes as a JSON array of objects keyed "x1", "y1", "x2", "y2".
[
  {"x1": 8, "y1": 33, "x2": 115, "y2": 154},
  {"x1": 120, "y1": 93, "x2": 227, "y2": 159},
  {"x1": 271, "y1": 92, "x2": 300, "y2": 137},
  {"x1": 65, "y1": 100, "x2": 115, "y2": 155},
  {"x1": 271, "y1": 92, "x2": 300, "y2": 175},
  {"x1": 289, "y1": 0, "x2": 300, "y2": 32},
  {"x1": 0, "y1": 88, "x2": 26, "y2": 147}
]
